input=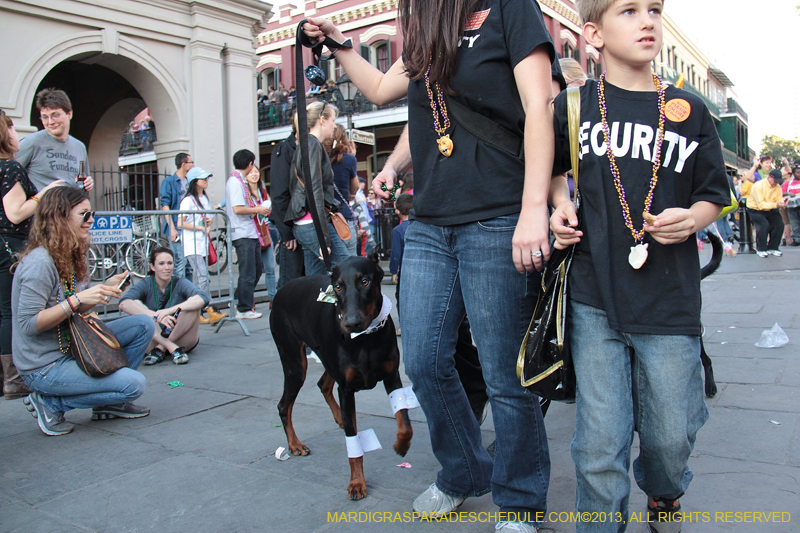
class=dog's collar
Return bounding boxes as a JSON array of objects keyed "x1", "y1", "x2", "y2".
[{"x1": 350, "y1": 294, "x2": 392, "y2": 339}]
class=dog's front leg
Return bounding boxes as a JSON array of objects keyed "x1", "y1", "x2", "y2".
[
  {"x1": 339, "y1": 387, "x2": 366, "y2": 500},
  {"x1": 385, "y1": 382, "x2": 413, "y2": 457}
]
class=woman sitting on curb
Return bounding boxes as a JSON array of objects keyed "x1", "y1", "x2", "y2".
[
  {"x1": 119, "y1": 247, "x2": 209, "y2": 365},
  {"x1": 13, "y1": 187, "x2": 155, "y2": 436}
]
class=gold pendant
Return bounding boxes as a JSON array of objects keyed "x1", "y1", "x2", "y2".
[
  {"x1": 628, "y1": 243, "x2": 649, "y2": 269},
  {"x1": 437, "y1": 135, "x2": 453, "y2": 157}
]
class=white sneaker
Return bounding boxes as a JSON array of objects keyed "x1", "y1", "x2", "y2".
[
  {"x1": 769, "y1": 250, "x2": 783, "y2": 257},
  {"x1": 412, "y1": 483, "x2": 465, "y2": 517},
  {"x1": 496, "y1": 522, "x2": 537, "y2": 533},
  {"x1": 757, "y1": 251, "x2": 769, "y2": 258},
  {"x1": 235, "y1": 310, "x2": 263, "y2": 319}
]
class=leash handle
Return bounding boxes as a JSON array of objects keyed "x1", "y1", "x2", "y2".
[{"x1": 296, "y1": 20, "x2": 332, "y2": 271}]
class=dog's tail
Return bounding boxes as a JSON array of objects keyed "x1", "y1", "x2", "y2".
[{"x1": 701, "y1": 230, "x2": 724, "y2": 280}]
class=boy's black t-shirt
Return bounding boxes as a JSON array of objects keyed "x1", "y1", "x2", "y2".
[
  {"x1": 553, "y1": 80, "x2": 730, "y2": 336},
  {"x1": 406, "y1": 0, "x2": 554, "y2": 225}
]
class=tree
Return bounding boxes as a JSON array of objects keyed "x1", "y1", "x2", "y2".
[{"x1": 760, "y1": 134, "x2": 800, "y2": 163}]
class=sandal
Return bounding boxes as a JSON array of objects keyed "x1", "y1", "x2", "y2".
[
  {"x1": 143, "y1": 348, "x2": 165, "y2": 366},
  {"x1": 171, "y1": 348, "x2": 189, "y2": 365}
]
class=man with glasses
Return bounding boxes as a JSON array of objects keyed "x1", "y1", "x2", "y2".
[
  {"x1": 14, "y1": 88, "x2": 94, "y2": 192},
  {"x1": 159, "y1": 153, "x2": 194, "y2": 280}
]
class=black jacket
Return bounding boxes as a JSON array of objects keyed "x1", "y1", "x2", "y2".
[
  {"x1": 287, "y1": 135, "x2": 335, "y2": 248},
  {"x1": 269, "y1": 134, "x2": 297, "y2": 242}
]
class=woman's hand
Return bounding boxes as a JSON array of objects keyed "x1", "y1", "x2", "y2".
[
  {"x1": 550, "y1": 201, "x2": 582, "y2": 250},
  {"x1": 39, "y1": 180, "x2": 66, "y2": 195},
  {"x1": 512, "y1": 204, "x2": 551, "y2": 273},
  {"x1": 76, "y1": 283, "x2": 122, "y2": 307},
  {"x1": 302, "y1": 17, "x2": 342, "y2": 44},
  {"x1": 154, "y1": 306, "x2": 178, "y2": 329}
]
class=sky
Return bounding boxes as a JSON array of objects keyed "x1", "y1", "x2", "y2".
[{"x1": 664, "y1": 1, "x2": 800, "y2": 153}]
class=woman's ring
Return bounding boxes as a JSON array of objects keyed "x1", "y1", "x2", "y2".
[
  {"x1": 531, "y1": 250, "x2": 543, "y2": 258},
  {"x1": 102, "y1": 295, "x2": 108, "y2": 302}
]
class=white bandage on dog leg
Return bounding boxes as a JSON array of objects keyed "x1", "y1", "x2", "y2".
[
  {"x1": 388, "y1": 385, "x2": 421, "y2": 415},
  {"x1": 346, "y1": 435, "x2": 364, "y2": 458}
]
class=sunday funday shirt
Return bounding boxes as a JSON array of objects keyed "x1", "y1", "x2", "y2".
[
  {"x1": 15, "y1": 129, "x2": 87, "y2": 192},
  {"x1": 553, "y1": 80, "x2": 730, "y2": 335},
  {"x1": 406, "y1": 0, "x2": 554, "y2": 225}
]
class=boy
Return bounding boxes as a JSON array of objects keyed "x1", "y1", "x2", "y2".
[
  {"x1": 550, "y1": 2, "x2": 731, "y2": 532},
  {"x1": 389, "y1": 193, "x2": 412, "y2": 336}
]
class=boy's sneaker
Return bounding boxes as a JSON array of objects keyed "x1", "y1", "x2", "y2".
[
  {"x1": 235, "y1": 310, "x2": 262, "y2": 320},
  {"x1": 92, "y1": 402, "x2": 151, "y2": 420},
  {"x1": 769, "y1": 250, "x2": 783, "y2": 257},
  {"x1": 412, "y1": 483, "x2": 466, "y2": 518},
  {"x1": 757, "y1": 251, "x2": 769, "y2": 258},
  {"x1": 23, "y1": 392, "x2": 74, "y2": 436},
  {"x1": 647, "y1": 497, "x2": 683, "y2": 533},
  {"x1": 496, "y1": 522, "x2": 537, "y2": 533}
]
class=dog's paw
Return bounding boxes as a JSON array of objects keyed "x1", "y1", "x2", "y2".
[
  {"x1": 393, "y1": 438, "x2": 411, "y2": 457},
  {"x1": 289, "y1": 442, "x2": 310, "y2": 456},
  {"x1": 347, "y1": 480, "x2": 367, "y2": 500}
]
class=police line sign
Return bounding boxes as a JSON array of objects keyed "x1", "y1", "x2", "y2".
[{"x1": 90, "y1": 216, "x2": 133, "y2": 244}]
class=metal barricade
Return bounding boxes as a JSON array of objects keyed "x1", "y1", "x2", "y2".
[
  {"x1": 89, "y1": 209, "x2": 250, "y2": 336},
  {"x1": 372, "y1": 207, "x2": 399, "y2": 260}
]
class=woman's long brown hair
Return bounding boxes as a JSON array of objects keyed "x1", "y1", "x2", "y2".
[
  {"x1": 399, "y1": 0, "x2": 487, "y2": 95},
  {"x1": 324, "y1": 124, "x2": 349, "y2": 164},
  {"x1": 19, "y1": 186, "x2": 90, "y2": 282}
]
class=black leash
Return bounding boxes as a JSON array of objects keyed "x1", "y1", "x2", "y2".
[{"x1": 294, "y1": 20, "x2": 353, "y2": 272}]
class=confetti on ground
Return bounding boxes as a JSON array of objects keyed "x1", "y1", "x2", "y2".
[
  {"x1": 729, "y1": 326, "x2": 736, "y2": 329},
  {"x1": 167, "y1": 381, "x2": 184, "y2": 388},
  {"x1": 275, "y1": 424, "x2": 282, "y2": 427},
  {"x1": 721, "y1": 342, "x2": 727, "y2": 345},
  {"x1": 769, "y1": 420, "x2": 781, "y2": 425},
  {"x1": 717, "y1": 330, "x2": 722, "y2": 333},
  {"x1": 275, "y1": 447, "x2": 290, "y2": 461},
  {"x1": 396, "y1": 462, "x2": 412, "y2": 468}
]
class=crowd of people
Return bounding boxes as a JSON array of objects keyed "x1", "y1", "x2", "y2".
[{"x1": 4, "y1": 0, "x2": 800, "y2": 532}]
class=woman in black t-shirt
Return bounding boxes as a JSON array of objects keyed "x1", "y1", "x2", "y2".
[
  {"x1": 303, "y1": 1, "x2": 554, "y2": 526},
  {"x1": 0, "y1": 113, "x2": 62, "y2": 399}
]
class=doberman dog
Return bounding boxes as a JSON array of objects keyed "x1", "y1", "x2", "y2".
[{"x1": 270, "y1": 253, "x2": 413, "y2": 500}]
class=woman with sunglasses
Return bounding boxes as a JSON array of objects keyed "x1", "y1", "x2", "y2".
[
  {"x1": 287, "y1": 101, "x2": 352, "y2": 275},
  {"x1": 12, "y1": 187, "x2": 155, "y2": 436},
  {"x1": 0, "y1": 112, "x2": 64, "y2": 400}
]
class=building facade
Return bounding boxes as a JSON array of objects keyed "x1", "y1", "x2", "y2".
[
  {"x1": 0, "y1": 0, "x2": 272, "y2": 206},
  {"x1": 255, "y1": 0, "x2": 752, "y2": 181}
]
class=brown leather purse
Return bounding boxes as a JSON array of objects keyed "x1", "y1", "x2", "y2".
[
  {"x1": 69, "y1": 313, "x2": 128, "y2": 378},
  {"x1": 329, "y1": 210, "x2": 352, "y2": 241}
]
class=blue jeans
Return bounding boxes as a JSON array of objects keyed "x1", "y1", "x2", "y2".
[
  {"x1": 170, "y1": 238, "x2": 192, "y2": 282},
  {"x1": 22, "y1": 315, "x2": 155, "y2": 413},
  {"x1": 233, "y1": 238, "x2": 263, "y2": 312},
  {"x1": 568, "y1": 301, "x2": 708, "y2": 533},
  {"x1": 344, "y1": 219, "x2": 358, "y2": 256},
  {"x1": 292, "y1": 222, "x2": 352, "y2": 276},
  {"x1": 400, "y1": 216, "x2": 549, "y2": 518},
  {"x1": 261, "y1": 245, "x2": 277, "y2": 301}
]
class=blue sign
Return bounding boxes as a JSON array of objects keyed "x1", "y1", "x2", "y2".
[{"x1": 90, "y1": 216, "x2": 134, "y2": 244}]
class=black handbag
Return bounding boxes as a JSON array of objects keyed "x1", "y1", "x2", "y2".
[
  {"x1": 69, "y1": 313, "x2": 128, "y2": 378},
  {"x1": 516, "y1": 87, "x2": 582, "y2": 402}
]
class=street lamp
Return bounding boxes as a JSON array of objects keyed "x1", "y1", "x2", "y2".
[{"x1": 335, "y1": 73, "x2": 357, "y2": 131}]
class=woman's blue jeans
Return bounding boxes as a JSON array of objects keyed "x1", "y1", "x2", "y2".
[
  {"x1": 400, "y1": 216, "x2": 550, "y2": 518},
  {"x1": 23, "y1": 315, "x2": 155, "y2": 413},
  {"x1": 261, "y1": 245, "x2": 277, "y2": 301},
  {"x1": 568, "y1": 301, "x2": 708, "y2": 532},
  {"x1": 292, "y1": 221, "x2": 352, "y2": 276}
]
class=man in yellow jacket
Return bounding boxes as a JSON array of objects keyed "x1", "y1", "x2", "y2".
[{"x1": 748, "y1": 169, "x2": 787, "y2": 257}]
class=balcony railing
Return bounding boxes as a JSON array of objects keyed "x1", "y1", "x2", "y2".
[
  {"x1": 257, "y1": 90, "x2": 408, "y2": 131},
  {"x1": 119, "y1": 130, "x2": 157, "y2": 157}
]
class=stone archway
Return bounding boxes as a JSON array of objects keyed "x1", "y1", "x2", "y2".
[{"x1": 10, "y1": 29, "x2": 188, "y2": 173}]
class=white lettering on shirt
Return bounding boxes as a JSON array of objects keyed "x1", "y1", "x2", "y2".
[
  {"x1": 580, "y1": 121, "x2": 697, "y2": 174},
  {"x1": 458, "y1": 34, "x2": 481, "y2": 48}
]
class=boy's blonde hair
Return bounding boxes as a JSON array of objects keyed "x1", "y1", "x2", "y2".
[{"x1": 576, "y1": 0, "x2": 664, "y2": 25}]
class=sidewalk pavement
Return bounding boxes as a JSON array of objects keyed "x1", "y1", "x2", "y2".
[{"x1": 1, "y1": 246, "x2": 798, "y2": 532}]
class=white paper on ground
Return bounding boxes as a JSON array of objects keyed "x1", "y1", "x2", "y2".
[{"x1": 274, "y1": 447, "x2": 290, "y2": 461}]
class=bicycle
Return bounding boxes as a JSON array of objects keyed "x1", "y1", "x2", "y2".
[
  {"x1": 208, "y1": 227, "x2": 236, "y2": 275},
  {"x1": 88, "y1": 214, "x2": 167, "y2": 280}
]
